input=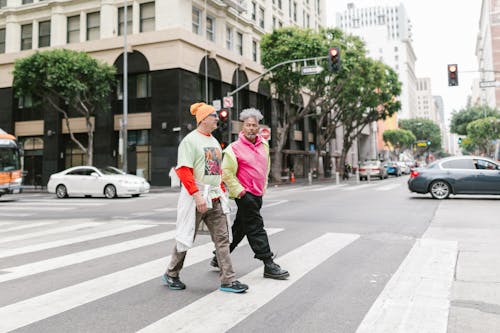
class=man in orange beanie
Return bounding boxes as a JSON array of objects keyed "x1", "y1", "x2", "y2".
[{"x1": 162, "y1": 102, "x2": 248, "y2": 293}]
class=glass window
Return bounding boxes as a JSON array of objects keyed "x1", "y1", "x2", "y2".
[
  {"x1": 226, "y1": 26, "x2": 233, "y2": 50},
  {"x1": 136, "y1": 73, "x2": 151, "y2": 98},
  {"x1": 18, "y1": 94, "x2": 33, "y2": 109},
  {"x1": 38, "y1": 20, "x2": 51, "y2": 48},
  {"x1": 206, "y1": 16, "x2": 214, "y2": 41},
  {"x1": 252, "y1": 40, "x2": 257, "y2": 62},
  {"x1": 442, "y1": 159, "x2": 474, "y2": 169},
  {"x1": 21, "y1": 23, "x2": 33, "y2": 50},
  {"x1": 22, "y1": 0, "x2": 33, "y2": 4},
  {"x1": 278, "y1": 0, "x2": 282, "y2": 9},
  {"x1": 86, "y1": 12, "x2": 100, "y2": 41},
  {"x1": 259, "y1": 7, "x2": 264, "y2": 29},
  {"x1": 140, "y1": 2, "x2": 155, "y2": 32},
  {"x1": 118, "y1": 6, "x2": 132, "y2": 36},
  {"x1": 236, "y1": 32, "x2": 243, "y2": 55},
  {"x1": 474, "y1": 159, "x2": 499, "y2": 170},
  {"x1": 192, "y1": 7, "x2": 201, "y2": 34},
  {"x1": 67, "y1": 15, "x2": 80, "y2": 44},
  {"x1": 0, "y1": 0, "x2": 6, "y2": 8},
  {"x1": 251, "y1": 2, "x2": 256, "y2": 20},
  {"x1": 0, "y1": 28, "x2": 5, "y2": 54}
]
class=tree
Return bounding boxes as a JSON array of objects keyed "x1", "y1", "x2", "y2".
[
  {"x1": 399, "y1": 118, "x2": 441, "y2": 150},
  {"x1": 450, "y1": 106, "x2": 500, "y2": 135},
  {"x1": 13, "y1": 49, "x2": 116, "y2": 166},
  {"x1": 466, "y1": 117, "x2": 500, "y2": 155},
  {"x1": 382, "y1": 129, "x2": 416, "y2": 156}
]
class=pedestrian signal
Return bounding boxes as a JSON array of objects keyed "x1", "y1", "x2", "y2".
[
  {"x1": 328, "y1": 47, "x2": 341, "y2": 72},
  {"x1": 447, "y1": 64, "x2": 458, "y2": 86},
  {"x1": 458, "y1": 137, "x2": 462, "y2": 144}
]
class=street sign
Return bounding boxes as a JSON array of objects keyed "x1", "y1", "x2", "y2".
[
  {"x1": 213, "y1": 99, "x2": 221, "y2": 111},
  {"x1": 301, "y1": 65, "x2": 323, "y2": 75},
  {"x1": 479, "y1": 81, "x2": 499, "y2": 88},
  {"x1": 416, "y1": 141, "x2": 428, "y2": 147},
  {"x1": 223, "y1": 96, "x2": 233, "y2": 108},
  {"x1": 259, "y1": 127, "x2": 271, "y2": 140}
]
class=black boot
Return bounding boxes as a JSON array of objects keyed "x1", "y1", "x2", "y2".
[{"x1": 263, "y1": 259, "x2": 290, "y2": 280}]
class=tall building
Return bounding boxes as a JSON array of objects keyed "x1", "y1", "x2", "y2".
[
  {"x1": 0, "y1": 0, "x2": 326, "y2": 186},
  {"x1": 415, "y1": 78, "x2": 436, "y2": 121},
  {"x1": 336, "y1": 1, "x2": 417, "y2": 120}
]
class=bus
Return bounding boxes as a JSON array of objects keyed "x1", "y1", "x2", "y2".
[{"x1": 0, "y1": 129, "x2": 22, "y2": 197}]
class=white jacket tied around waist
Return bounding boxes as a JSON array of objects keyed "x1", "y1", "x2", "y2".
[{"x1": 175, "y1": 183, "x2": 232, "y2": 252}]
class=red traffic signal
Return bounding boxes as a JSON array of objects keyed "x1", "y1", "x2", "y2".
[
  {"x1": 328, "y1": 47, "x2": 341, "y2": 72},
  {"x1": 447, "y1": 64, "x2": 458, "y2": 86},
  {"x1": 219, "y1": 109, "x2": 229, "y2": 121}
]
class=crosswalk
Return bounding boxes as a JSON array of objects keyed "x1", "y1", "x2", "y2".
[{"x1": 0, "y1": 211, "x2": 457, "y2": 333}]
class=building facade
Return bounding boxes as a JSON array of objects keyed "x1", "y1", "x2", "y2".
[{"x1": 0, "y1": 0, "x2": 326, "y2": 186}]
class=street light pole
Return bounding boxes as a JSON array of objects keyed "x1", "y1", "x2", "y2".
[{"x1": 122, "y1": 0, "x2": 128, "y2": 173}]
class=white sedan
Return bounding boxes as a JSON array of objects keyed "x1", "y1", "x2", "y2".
[{"x1": 47, "y1": 166, "x2": 150, "y2": 199}]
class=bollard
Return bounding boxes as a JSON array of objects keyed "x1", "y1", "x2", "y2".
[
  {"x1": 356, "y1": 170, "x2": 360, "y2": 184},
  {"x1": 308, "y1": 171, "x2": 312, "y2": 185},
  {"x1": 367, "y1": 170, "x2": 371, "y2": 183},
  {"x1": 335, "y1": 172, "x2": 339, "y2": 185}
]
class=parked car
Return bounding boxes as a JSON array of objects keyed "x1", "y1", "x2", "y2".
[
  {"x1": 384, "y1": 161, "x2": 402, "y2": 177},
  {"x1": 359, "y1": 160, "x2": 388, "y2": 180},
  {"x1": 47, "y1": 166, "x2": 150, "y2": 199},
  {"x1": 397, "y1": 161, "x2": 411, "y2": 175},
  {"x1": 408, "y1": 156, "x2": 500, "y2": 199}
]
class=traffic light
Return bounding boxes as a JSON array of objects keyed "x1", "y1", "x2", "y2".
[
  {"x1": 458, "y1": 137, "x2": 462, "y2": 145},
  {"x1": 328, "y1": 47, "x2": 340, "y2": 72},
  {"x1": 447, "y1": 64, "x2": 458, "y2": 86},
  {"x1": 216, "y1": 109, "x2": 230, "y2": 148},
  {"x1": 427, "y1": 140, "x2": 432, "y2": 146},
  {"x1": 219, "y1": 109, "x2": 229, "y2": 123}
]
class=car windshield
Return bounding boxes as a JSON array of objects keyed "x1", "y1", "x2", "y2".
[
  {"x1": 361, "y1": 161, "x2": 378, "y2": 166},
  {"x1": 100, "y1": 166, "x2": 126, "y2": 175}
]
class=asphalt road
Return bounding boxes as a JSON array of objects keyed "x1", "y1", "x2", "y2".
[{"x1": 1, "y1": 176, "x2": 499, "y2": 332}]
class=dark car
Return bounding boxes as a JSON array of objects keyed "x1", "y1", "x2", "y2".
[{"x1": 408, "y1": 156, "x2": 500, "y2": 199}]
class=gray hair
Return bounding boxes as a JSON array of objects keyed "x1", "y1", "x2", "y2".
[{"x1": 239, "y1": 108, "x2": 263, "y2": 122}]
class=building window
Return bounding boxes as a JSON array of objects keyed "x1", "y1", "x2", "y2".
[
  {"x1": 18, "y1": 94, "x2": 33, "y2": 109},
  {"x1": 206, "y1": 16, "x2": 215, "y2": 41},
  {"x1": 272, "y1": 16, "x2": 276, "y2": 28},
  {"x1": 192, "y1": 7, "x2": 201, "y2": 34},
  {"x1": 22, "y1": 0, "x2": 33, "y2": 4},
  {"x1": 236, "y1": 32, "x2": 243, "y2": 55},
  {"x1": 86, "y1": 12, "x2": 100, "y2": 41},
  {"x1": 293, "y1": 2, "x2": 297, "y2": 21},
  {"x1": 38, "y1": 20, "x2": 51, "y2": 48},
  {"x1": 252, "y1": 40, "x2": 257, "y2": 62},
  {"x1": 306, "y1": 14, "x2": 310, "y2": 27},
  {"x1": 259, "y1": 7, "x2": 265, "y2": 29},
  {"x1": 117, "y1": 73, "x2": 152, "y2": 99},
  {"x1": 0, "y1": 28, "x2": 5, "y2": 53},
  {"x1": 251, "y1": 1, "x2": 256, "y2": 21},
  {"x1": 278, "y1": 0, "x2": 282, "y2": 9},
  {"x1": 0, "y1": 0, "x2": 6, "y2": 8},
  {"x1": 226, "y1": 26, "x2": 233, "y2": 50},
  {"x1": 140, "y1": 2, "x2": 155, "y2": 32},
  {"x1": 67, "y1": 15, "x2": 80, "y2": 44},
  {"x1": 118, "y1": 6, "x2": 132, "y2": 36},
  {"x1": 316, "y1": 0, "x2": 320, "y2": 14},
  {"x1": 21, "y1": 24, "x2": 33, "y2": 50}
]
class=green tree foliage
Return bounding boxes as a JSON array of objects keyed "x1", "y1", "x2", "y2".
[
  {"x1": 13, "y1": 49, "x2": 116, "y2": 165},
  {"x1": 450, "y1": 106, "x2": 500, "y2": 135},
  {"x1": 466, "y1": 117, "x2": 500, "y2": 155},
  {"x1": 382, "y1": 129, "x2": 416, "y2": 152},
  {"x1": 399, "y1": 118, "x2": 441, "y2": 150}
]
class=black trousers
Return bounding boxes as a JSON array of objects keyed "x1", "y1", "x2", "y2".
[{"x1": 230, "y1": 192, "x2": 273, "y2": 260}]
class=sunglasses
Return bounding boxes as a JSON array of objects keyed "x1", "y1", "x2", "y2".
[{"x1": 208, "y1": 113, "x2": 219, "y2": 118}]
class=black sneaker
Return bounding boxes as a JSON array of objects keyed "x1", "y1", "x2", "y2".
[
  {"x1": 264, "y1": 261, "x2": 290, "y2": 280},
  {"x1": 220, "y1": 280, "x2": 248, "y2": 293},
  {"x1": 210, "y1": 256, "x2": 219, "y2": 268},
  {"x1": 162, "y1": 274, "x2": 186, "y2": 290}
]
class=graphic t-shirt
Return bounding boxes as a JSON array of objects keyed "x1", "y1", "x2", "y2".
[{"x1": 176, "y1": 130, "x2": 223, "y2": 200}]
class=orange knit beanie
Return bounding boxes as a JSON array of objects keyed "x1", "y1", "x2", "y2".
[{"x1": 190, "y1": 102, "x2": 215, "y2": 124}]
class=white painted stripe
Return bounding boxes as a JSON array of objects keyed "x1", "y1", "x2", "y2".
[
  {"x1": 0, "y1": 222, "x2": 15, "y2": 226},
  {"x1": 0, "y1": 228, "x2": 283, "y2": 332},
  {"x1": 307, "y1": 184, "x2": 347, "y2": 192},
  {"x1": 154, "y1": 208, "x2": 177, "y2": 213},
  {"x1": 0, "y1": 222, "x2": 102, "y2": 244},
  {"x1": 1, "y1": 206, "x2": 74, "y2": 211},
  {"x1": 0, "y1": 222, "x2": 54, "y2": 233},
  {"x1": 356, "y1": 238, "x2": 457, "y2": 333},
  {"x1": 0, "y1": 224, "x2": 154, "y2": 259},
  {"x1": 343, "y1": 183, "x2": 380, "y2": 191},
  {"x1": 262, "y1": 200, "x2": 288, "y2": 209},
  {"x1": 0, "y1": 230, "x2": 177, "y2": 283},
  {"x1": 0, "y1": 213, "x2": 33, "y2": 217},
  {"x1": 6, "y1": 202, "x2": 104, "y2": 206},
  {"x1": 375, "y1": 183, "x2": 402, "y2": 191},
  {"x1": 139, "y1": 232, "x2": 360, "y2": 333}
]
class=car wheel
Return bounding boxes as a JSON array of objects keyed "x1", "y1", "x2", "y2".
[
  {"x1": 429, "y1": 180, "x2": 451, "y2": 199},
  {"x1": 56, "y1": 184, "x2": 68, "y2": 199},
  {"x1": 104, "y1": 184, "x2": 117, "y2": 199}
]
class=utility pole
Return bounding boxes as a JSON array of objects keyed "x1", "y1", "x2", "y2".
[{"x1": 122, "y1": 0, "x2": 128, "y2": 173}]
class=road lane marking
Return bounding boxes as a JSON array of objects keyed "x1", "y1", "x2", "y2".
[
  {"x1": 0, "y1": 224, "x2": 155, "y2": 259},
  {"x1": 343, "y1": 183, "x2": 381, "y2": 191},
  {"x1": 0, "y1": 222, "x2": 103, "y2": 244},
  {"x1": 375, "y1": 183, "x2": 402, "y2": 191},
  {"x1": 305, "y1": 184, "x2": 347, "y2": 192},
  {"x1": 154, "y1": 208, "x2": 177, "y2": 213},
  {"x1": 138, "y1": 232, "x2": 360, "y2": 333},
  {"x1": 0, "y1": 222, "x2": 54, "y2": 233},
  {"x1": 262, "y1": 200, "x2": 288, "y2": 209},
  {"x1": 356, "y1": 238, "x2": 457, "y2": 333},
  {"x1": 0, "y1": 230, "x2": 177, "y2": 283},
  {"x1": 0, "y1": 228, "x2": 284, "y2": 332}
]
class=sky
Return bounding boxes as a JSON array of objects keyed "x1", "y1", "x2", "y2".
[{"x1": 326, "y1": 0, "x2": 482, "y2": 124}]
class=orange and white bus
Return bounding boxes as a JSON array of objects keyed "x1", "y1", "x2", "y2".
[{"x1": 0, "y1": 129, "x2": 22, "y2": 197}]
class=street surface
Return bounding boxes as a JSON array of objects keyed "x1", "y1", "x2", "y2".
[{"x1": 1, "y1": 177, "x2": 500, "y2": 332}]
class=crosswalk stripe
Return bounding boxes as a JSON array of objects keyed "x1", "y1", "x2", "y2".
[
  {"x1": 0, "y1": 230, "x2": 177, "y2": 283},
  {"x1": 343, "y1": 183, "x2": 380, "y2": 191},
  {"x1": 0, "y1": 213, "x2": 34, "y2": 217},
  {"x1": 0, "y1": 228, "x2": 284, "y2": 332},
  {"x1": 0, "y1": 222, "x2": 54, "y2": 233},
  {"x1": 262, "y1": 200, "x2": 288, "y2": 209},
  {"x1": 355, "y1": 238, "x2": 457, "y2": 333},
  {"x1": 306, "y1": 184, "x2": 347, "y2": 192},
  {"x1": 0, "y1": 223, "x2": 155, "y2": 259},
  {"x1": 0, "y1": 222, "x2": 102, "y2": 244},
  {"x1": 154, "y1": 208, "x2": 177, "y2": 213},
  {"x1": 138, "y1": 232, "x2": 360, "y2": 333},
  {"x1": 1, "y1": 206, "x2": 76, "y2": 211},
  {"x1": 5, "y1": 202, "x2": 105, "y2": 207},
  {"x1": 375, "y1": 183, "x2": 402, "y2": 191}
]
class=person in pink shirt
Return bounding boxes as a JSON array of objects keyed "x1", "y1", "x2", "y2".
[{"x1": 212, "y1": 108, "x2": 289, "y2": 280}]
